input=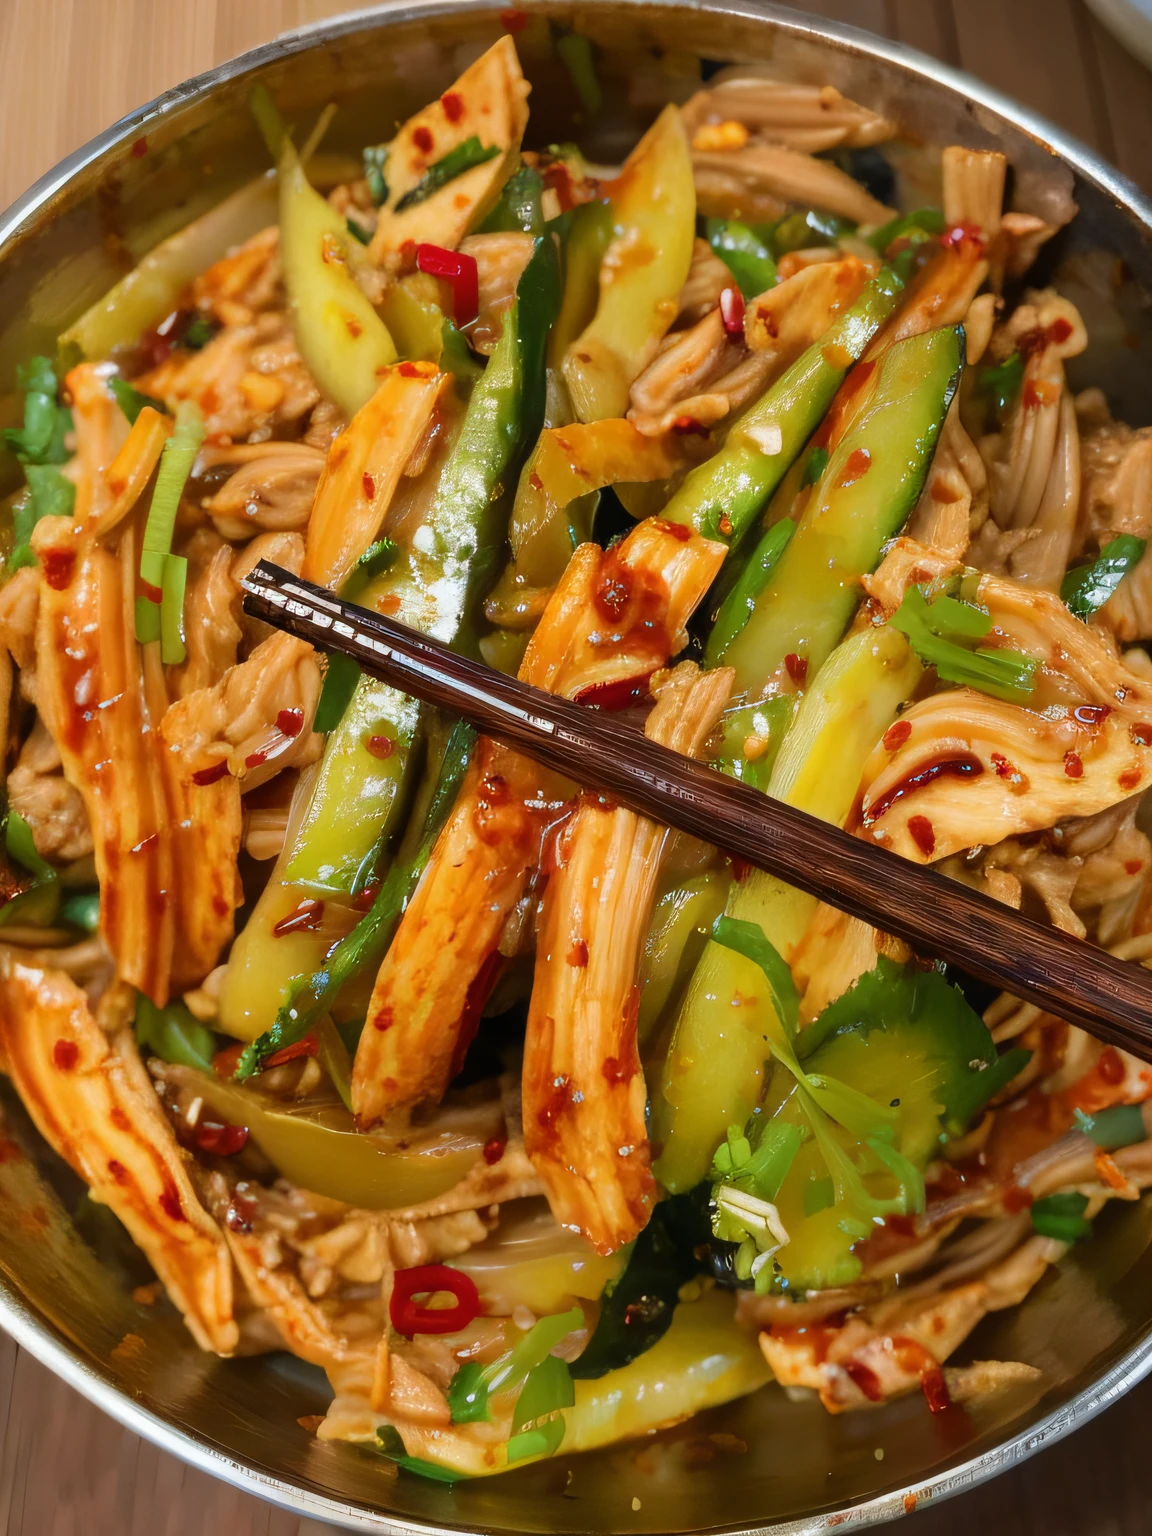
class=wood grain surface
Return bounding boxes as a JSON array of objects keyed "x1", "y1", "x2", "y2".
[{"x1": 1, "y1": 1, "x2": 1152, "y2": 1532}]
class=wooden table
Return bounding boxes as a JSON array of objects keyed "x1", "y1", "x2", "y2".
[{"x1": 2, "y1": 1, "x2": 1152, "y2": 1531}]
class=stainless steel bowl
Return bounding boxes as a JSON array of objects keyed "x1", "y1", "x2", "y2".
[{"x1": 3, "y1": 3, "x2": 1152, "y2": 1529}]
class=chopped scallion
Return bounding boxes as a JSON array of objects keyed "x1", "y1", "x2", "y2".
[
  {"x1": 110, "y1": 376, "x2": 166, "y2": 425},
  {"x1": 556, "y1": 32, "x2": 603, "y2": 116},
  {"x1": 136, "y1": 400, "x2": 204, "y2": 646},
  {"x1": 1061, "y1": 534, "x2": 1147, "y2": 620},
  {"x1": 394, "y1": 137, "x2": 501, "y2": 213},
  {"x1": 1031, "y1": 1191, "x2": 1092, "y2": 1242},
  {"x1": 889, "y1": 583, "x2": 1037, "y2": 703}
]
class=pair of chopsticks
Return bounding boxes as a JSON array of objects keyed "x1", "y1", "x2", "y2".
[{"x1": 242, "y1": 560, "x2": 1152, "y2": 1065}]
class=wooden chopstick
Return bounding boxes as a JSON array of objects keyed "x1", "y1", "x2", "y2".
[{"x1": 242, "y1": 560, "x2": 1152, "y2": 1065}]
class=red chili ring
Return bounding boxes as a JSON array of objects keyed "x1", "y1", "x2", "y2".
[
  {"x1": 416, "y1": 243, "x2": 480, "y2": 328},
  {"x1": 389, "y1": 1263, "x2": 480, "y2": 1336}
]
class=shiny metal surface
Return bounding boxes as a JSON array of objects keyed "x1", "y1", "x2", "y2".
[{"x1": 1, "y1": 3, "x2": 1152, "y2": 1530}]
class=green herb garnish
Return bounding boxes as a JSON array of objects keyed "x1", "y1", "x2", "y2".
[
  {"x1": 110, "y1": 377, "x2": 166, "y2": 425},
  {"x1": 1031, "y1": 1191, "x2": 1092, "y2": 1242},
  {"x1": 363, "y1": 144, "x2": 390, "y2": 207},
  {"x1": 1061, "y1": 534, "x2": 1147, "y2": 619},
  {"x1": 889, "y1": 583, "x2": 1038, "y2": 703}
]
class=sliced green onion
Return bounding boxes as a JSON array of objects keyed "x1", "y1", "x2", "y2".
[
  {"x1": 134, "y1": 993, "x2": 216, "y2": 1073},
  {"x1": 706, "y1": 218, "x2": 778, "y2": 299},
  {"x1": 60, "y1": 889, "x2": 100, "y2": 933},
  {"x1": 345, "y1": 218, "x2": 371, "y2": 246},
  {"x1": 313, "y1": 650, "x2": 361, "y2": 733},
  {"x1": 363, "y1": 144, "x2": 390, "y2": 207},
  {"x1": 1061, "y1": 534, "x2": 1147, "y2": 620},
  {"x1": 867, "y1": 207, "x2": 945, "y2": 254},
  {"x1": 7, "y1": 466, "x2": 75, "y2": 574},
  {"x1": 506, "y1": 1354, "x2": 573, "y2": 1463},
  {"x1": 340, "y1": 537, "x2": 399, "y2": 603},
  {"x1": 712, "y1": 915, "x2": 800, "y2": 1034},
  {"x1": 160, "y1": 554, "x2": 188, "y2": 665},
  {"x1": 1031, "y1": 1190, "x2": 1092, "y2": 1242},
  {"x1": 4, "y1": 357, "x2": 71, "y2": 466},
  {"x1": 1074, "y1": 1103, "x2": 1147, "y2": 1150},
  {"x1": 136, "y1": 400, "x2": 204, "y2": 644},
  {"x1": 802, "y1": 445, "x2": 829, "y2": 487},
  {"x1": 479, "y1": 165, "x2": 547, "y2": 237},
  {"x1": 182, "y1": 315, "x2": 217, "y2": 351},
  {"x1": 447, "y1": 1306, "x2": 583, "y2": 1426},
  {"x1": 889, "y1": 583, "x2": 1037, "y2": 703},
  {"x1": 376, "y1": 1424, "x2": 470, "y2": 1483},
  {"x1": 976, "y1": 351, "x2": 1024, "y2": 419},
  {"x1": 110, "y1": 377, "x2": 166, "y2": 425},
  {"x1": 556, "y1": 32, "x2": 603, "y2": 116},
  {"x1": 394, "y1": 137, "x2": 501, "y2": 213}
]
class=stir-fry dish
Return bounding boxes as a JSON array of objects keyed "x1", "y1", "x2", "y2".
[{"x1": 5, "y1": 27, "x2": 1152, "y2": 1480}]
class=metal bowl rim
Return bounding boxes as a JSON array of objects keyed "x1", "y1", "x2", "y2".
[{"x1": 3, "y1": 1, "x2": 1152, "y2": 1529}]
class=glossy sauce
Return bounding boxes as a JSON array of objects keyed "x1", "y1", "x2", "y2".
[{"x1": 864, "y1": 754, "x2": 985, "y2": 825}]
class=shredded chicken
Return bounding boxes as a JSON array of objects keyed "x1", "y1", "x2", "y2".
[
  {"x1": 905, "y1": 400, "x2": 989, "y2": 560},
  {"x1": 681, "y1": 72, "x2": 896, "y2": 154},
  {"x1": 693, "y1": 140, "x2": 895, "y2": 227},
  {"x1": 523, "y1": 663, "x2": 733, "y2": 1253},
  {"x1": 458, "y1": 233, "x2": 536, "y2": 354},
  {"x1": 0, "y1": 960, "x2": 237, "y2": 1353},
  {"x1": 200, "y1": 442, "x2": 326, "y2": 539},
  {"x1": 353, "y1": 520, "x2": 726, "y2": 1128},
  {"x1": 628, "y1": 257, "x2": 869, "y2": 437}
]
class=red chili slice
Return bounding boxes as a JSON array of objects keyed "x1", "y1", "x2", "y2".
[
  {"x1": 719, "y1": 286, "x2": 745, "y2": 338},
  {"x1": 194, "y1": 1120, "x2": 249, "y2": 1156},
  {"x1": 261, "y1": 1034, "x2": 319, "y2": 1070},
  {"x1": 416, "y1": 243, "x2": 480, "y2": 327},
  {"x1": 389, "y1": 1263, "x2": 480, "y2": 1336},
  {"x1": 192, "y1": 760, "x2": 230, "y2": 786}
]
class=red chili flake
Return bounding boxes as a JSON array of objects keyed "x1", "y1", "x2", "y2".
[
  {"x1": 1125, "y1": 859, "x2": 1144, "y2": 875},
  {"x1": 939, "y1": 221, "x2": 987, "y2": 254},
  {"x1": 277, "y1": 708, "x2": 304, "y2": 739},
  {"x1": 42, "y1": 548, "x2": 76, "y2": 591},
  {"x1": 482, "y1": 1137, "x2": 506, "y2": 1166},
  {"x1": 139, "y1": 578, "x2": 163, "y2": 606},
  {"x1": 843, "y1": 1360, "x2": 884, "y2": 1402},
  {"x1": 594, "y1": 569, "x2": 632, "y2": 623},
  {"x1": 907, "y1": 814, "x2": 936, "y2": 857},
  {"x1": 654, "y1": 519, "x2": 692, "y2": 542},
  {"x1": 991, "y1": 752, "x2": 1015, "y2": 780},
  {"x1": 718, "y1": 514, "x2": 733, "y2": 536},
  {"x1": 245, "y1": 748, "x2": 269, "y2": 769},
  {"x1": 362, "y1": 472, "x2": 376, "y2": 500},
  {"x1": 413, "y1": 126, "x2": 434, "y2": 154},
  {"x1": 719, "y1": 285, "x2": 745, "y2": 338},
  {"x1": 194, "y1": 1121, "x2": 249, "y2": 1157},
  {"x1": 1003, "y1": 1184, "x2": 1033, "y2": 1213},
  {"x1": 131, "y1": 136, "x2": 148, "y2": 158},
  {"x1": 837, "y1": 447, "x2": 872, "y2": 488},
  {"x1": 784, "y1": 653, "x2": 808, "y2": 688},
  {"x1": 567, "y1": 938, "x2": 589, "y2": 967},
  {"x1": 53, "y1": 1039, "x2": 79, "y2": 1071},
  {"x1": 603, "y1": 1056, "x2": 634, "y2": 1085},
  {"x1": 272, "y1": 899, "x2": 324, "y2": 936},
  {"x1": 572, "y1": 673, "x2": 654, "y2": 711},
  {"x1": 366, "y1": 734, "x2": 395, "y2": 760},
  {"x1": 1130, "y1": 723, "x2": 1152, "y2": 746},
  {"x1": 920, "y1": 1366, "x2": 951, "y2": 1415},
  {"x1": 226, "y1": 1194, "x2": 257, "y2": 1234},
  {"x1": 1048, "y1": 317, "x2": 1073, "y2": 344},
  {"x1": 107, "y1": 1159, "x2": 129, "y2": 1185},
  {"x1": 1074, "y1": 704, "x2": 1110, "y2": 726},
  {"x1": 261, "y1": 1034, "x2": 319, "y2": 1070},
  {"x1": 416, "y1": 243, "x2": 479, "y2": 327},
  {"x1": 192, "y1": 760, "x2": 230, "y2": 786},
  {"x1": 883, "y1": 719, "x2": 911, "y2": 751},
  {"x1": 730, "y1": 855, "x2": 752, "y2": 882},
  {"x1": 1120, "y1": 766, "x2": 1143, "y2": 790},
  {"x1": 1063, "y1": 750, "x2": 1084, "y2": 779},
  {"x1": 390, "y1": 1263, "x2": 481, "y2": 1336},
  {"x1": 353, "y1": 880, "x2": 381, "y2": 911},
  {"x1": 671, "y1": 415, "x2": 708, "y2": 436},
  {"x1": 441, "y1": 91, "x2": 464, "y2": 122},
  {"x1": 213, "y1": 1041, "x2": 245, "y2": 1078},
  {"x1": 159, "y1": 1189, "x2": 186, "y2": 1223},
  {"x1": 537, "y1": 1074, "x2": 572, "y2": 1132},
  {"x1": 372, "y1": 1004, "x2": 395, "y2": 1033},
  {"x1": 500, "y1": 6, "x2": 529, "y2": 29},
  {"x1": 529, "y1": 471, "x2": 544, "y2": 492},
  {"x1": 345, "y1": 315, "x2": 363, "y2": 340},
  {"x1": 1098, "y1": 1046, "x2": 1125, "y2": 1085},
  {"x1": 397, "y1": 360, "x2": 426, "y2": 378}
]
